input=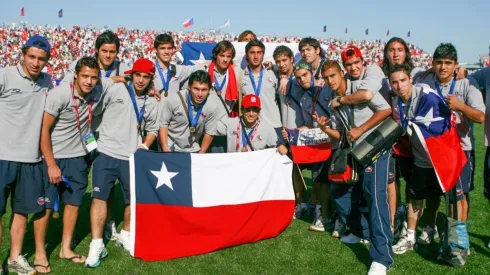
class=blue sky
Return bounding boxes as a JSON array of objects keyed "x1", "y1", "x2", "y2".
[{"x1": 3, "y1": 0, "x2": 489, "y2": 63}]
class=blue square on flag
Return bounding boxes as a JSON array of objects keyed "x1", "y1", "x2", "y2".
[{"x1": 180, "y1": 42, "x2": 216, "y2": 66}]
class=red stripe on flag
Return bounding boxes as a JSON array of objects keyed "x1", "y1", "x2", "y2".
[
  {"x1": 289, "y1": 143, "x2": 332, "y2": 164},
  {"x1": 425, "y1": 127, "x2": 467, "y2": 192},
  {"x1": 134, "y1": 200, "x2": 295, "y2": 261}
]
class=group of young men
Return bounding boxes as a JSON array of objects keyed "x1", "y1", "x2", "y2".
[{"x1": 0, "y1": 29, "x2": 487, "y2": 275}]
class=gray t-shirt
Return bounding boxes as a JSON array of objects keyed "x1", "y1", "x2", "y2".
[
  {"x1": 159, "y1": 90, "x2": 222, "y2": 152},
  {"x1": 236, "y1": 67, "x2": 282, "y2": 128},
  {"x1": 419, "y1": 73, "x2": 485, "y2": 151},
  {"x1": 0, "y1": 64, "x2": 52, "y2": 162},
  {"x1": 44, "y1": 79, "x2": 113, "y2": 159},
  {"x1": 209, "y1": 67, "x2": 235, "y2": 117},
  {"x1": 97, "y1": 83, "x2": 159, "y2": 160},
  {"x1": 332, "y1": 79, "x2": 391, "y2": 144},
  {"x1": 347, "y1": 64, "x2": 385, "y2": 96},
  {"x1": 391, "y1": 85, "x2": 431, "y2": 168},
  {"x1": 153, "y1": 62, "x2": 201, "y2": 96},
  {"x1": 280, "y1": 77, "x2": 306, "y2": 129},
  {"x1": 469, "y1": 67, "x2": 490, "y2": 146},
  {"x1": 216, "y1": 117, "x2": 279, "y2": 152}
]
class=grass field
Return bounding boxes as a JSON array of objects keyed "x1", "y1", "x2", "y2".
[{"x1": 3, "y1": 124, "x2": 490, "y2": 274}]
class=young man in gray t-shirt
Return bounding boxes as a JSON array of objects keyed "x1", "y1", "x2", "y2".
[{"x1": 0, "y1": 36, "x2": 53, "y2": 274}]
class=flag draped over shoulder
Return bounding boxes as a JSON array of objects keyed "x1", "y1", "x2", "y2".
[
  {"x1": 129, "y1": 149, "x2": 295, "y2": 261},
  {"x1": 286, "y1": 128, "x2": 332, "y2": 164},
  {"x1": 409, "y1": 86, "x2": 467, "y2": 192}
]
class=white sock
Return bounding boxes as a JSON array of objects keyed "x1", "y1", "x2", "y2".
[
  {"x1": 406, "y1": 229, "x2": 415, "y2": 241},
  {"x1": 120, "y1": 230, "x2": 130, "y2": 238},
  {"x1": 91, "y1": 238, "x2": 103, "y2": 247}
]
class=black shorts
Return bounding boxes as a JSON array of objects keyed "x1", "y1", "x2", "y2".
[
  {"x1": 44, "y1": 156, "x2": 90, "y2": 208},
  {"x1": 0, "y1": 160, "x2": 45, "y2": 215},
  {"x1": 91, "y1": 152, "x2": 130, "y2": 204},
  {"x1": 408, "y1": 165, "x2": 443, "y2": 201}
]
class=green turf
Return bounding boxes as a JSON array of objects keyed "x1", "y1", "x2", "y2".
[{"x1": 4, "y1": 124, "x2": 490, "y2": 274}]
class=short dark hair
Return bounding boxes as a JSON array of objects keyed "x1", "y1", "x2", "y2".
[
  {"x1": 188, "y1": 70, "x2": 212, "y2": 89},
  {"x1": 75, "y1": 57, "x2": 100, "y2": 74},
  {"x1": 154, "y1": 33, "x2": 175, "y2": 49},
  {"x1": 321, "y1": 60, "x2": 342, "y2": 74},
  {"x1": 433, "y1": 43, "x2": 458, "y2": 62},
  {"x1": 382, "y1": 37, "x2": 415, "y2": 75},
  {"x1": 245, "y1": 40, "x2": 265, "y2": 55},
  {"x1": 95, "y1": 30, "x2": 120, "y2": 52},
  {"x1": 212, "y1": 41, "x2": 236, "y2": 62},
  {"x1": 238, "y1": 30, "x2": 256, "y2": 42},
  {"x1": 387, "y1": 64, "x2": 412, "y2": 80},
  {"x1": 273, "y1": 46, "x2": 294, "y2": 61}
]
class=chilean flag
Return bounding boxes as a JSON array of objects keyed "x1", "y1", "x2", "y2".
[
  {"x1": 183, "y1": 17, "x2": 194, "y2": 28},
  {"x1": 409, "y1": 85, "x2": 467, "y2": 192},
  {"x1": 129, "y1": 149, "x2": 294, "y2": 261},
  {"x1": 286, "y1": 128, "x2": 332, "y2": 164}
]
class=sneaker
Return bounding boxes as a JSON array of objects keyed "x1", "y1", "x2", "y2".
[
  {"x1": 417, "y1": 225, "x2": 438, "y2": 245},
  {"x1": 103, "y1": 220, "x2": 119, "y2": 241},
  {"x1": 85, "y1": 242, "x2": 108, "y2": 268},
  {"x1": 394, "y1": 221, "x2": 408, "y2": 239},
  {"x1": 341, "y1": 233, "x2": 367, "y2": 244},
  {"x1": 7, "y1": 254, "x2": 35, "y2": 275},
  {"x1": 367, "y1": 261, "x2": 387, "y2": 275},
  {"x1": 293, "y1": 203, "x2": 308, "y2": 219},
  {"x1": 116, "y1": 232, "x2": 131, "y2": 252},
  {"x1": 309, "y1": 205, "x2": 326, "y2": 232},
  {"x1": 392, "y1": 235, "x2": 415, "y2": 254},
  {"x1": 332, "y1": 219, "x2": 345, "y2": 238}
]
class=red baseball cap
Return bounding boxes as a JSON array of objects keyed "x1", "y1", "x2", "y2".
[
  {"x1": 341, "y1": 46, "x2": 363, "y2": 62},
  {"x1": 242, "y1": 94, "x2": 261, "y2": 109},
  {"x1": 124, "y1": 58, "x2": 156, "y2": 75}
]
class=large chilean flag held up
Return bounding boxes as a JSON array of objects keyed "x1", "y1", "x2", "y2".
[
  {"x1": 129, "y1": 149, "x2": 295, "y2": 261},
  {"x1": 286, "y1": 128, "x2": 332, "y2": 164}
]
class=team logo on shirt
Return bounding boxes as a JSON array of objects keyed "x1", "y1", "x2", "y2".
[
  {"x1": 201, "y1": 113, "x2": 207, "y2": 118},
  {"x1": 268, "y1": 77, "x2": 273, "y2": 83},
  {"x1": 365, "y1": 166, "x2": 372, "y2": 173},
  {"x1": 114, "y1": 99, "x2": 124, "y2": 104},
  {"x1": 37, "y1": 197, "x2": 45, "y2": 205},
  {"x1": 11, "y1": 88, "x2": 21, "y2": 95},
  {"x1": 258, "y1": 135, "x2": 263, "y2": 141}
]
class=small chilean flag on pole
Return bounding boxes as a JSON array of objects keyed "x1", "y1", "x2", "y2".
[
  {"x1": 386, "y1": 29, "x2": 390, "y2": 36},
  {"x1": 58, "y1": 9, "x2": 63, "y2": 18},
  {"x1": 183, "y1": 17, "x2": 194, "y2": 28},
  {"x1": 21, "y1": 7, "x2": 25, "y2": 16}
]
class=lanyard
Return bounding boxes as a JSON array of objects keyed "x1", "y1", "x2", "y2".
[
  {"x1": 434, "y1": 79, "x2": 456, "y2": 98},
  {"x1": 214, "y1": 74, "x2": 227, "y2": 93},
  {"x1": 155, "y1": 60, "x2": 171, "y2": 92},
  {"x1": 53, "y1": 176, "x2": 72, "y2": 218},
  {"x1": 70, "y1": 82, "x2": 92, "y2": 131},
  {"x1": 397, "y1": 96, "x2": 412, "y2": 130},
  {"x1": 236, "y1": 118, "x2": 260, "y2": 152},
  {"x1": 248, "y1": 67, "x2": 264, "y2": 96},
  {"x1": 127, "y1": 81, "x2": 146, "y2": 124},
  {"x1": 311, "y1": 87, "x2": 322, "y2": 116},
  {"x1": 99, "y1": 60, "x2": 118, "y2": 78},
  {"x1": 186, "y1": 91, "x2": 207, "y2": 128}
]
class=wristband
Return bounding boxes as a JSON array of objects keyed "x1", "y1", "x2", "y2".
[
  {"x1": 336, "y1": 96, "x2": 342, "y2": 105},
  {"x1": 139, "y1": 144, "x2": 149, "y2": 150}
]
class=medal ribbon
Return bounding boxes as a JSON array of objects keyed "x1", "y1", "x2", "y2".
[
  {"x1": 248, "y1": 67, "x2": 264, "y2": 96},
  {"x1": 235, "y1": 118, "x2": 260, "y2": 152},
  {"x1": 186, "y1": 91, "x2": 207, "y2": 129},
  {"x1": 155, "y1": 60, "x2": 171, "y2": 92},
  {"x1": 70, "y1": 82, "x2": 93, "y2": 131}
]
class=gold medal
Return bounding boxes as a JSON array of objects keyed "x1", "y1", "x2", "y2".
[
  {"x1": 189, "y1": 126, "x2": 196, "y2": 133},
  {"x1": 164, "y1": 90, "x2": 168, "y2": 97},
  {"x1": 287, "y1": 99, "x2": 292, "y2": 106},
  {"x1": 217, "y1": 90, "x2": 222, "y2": 97},
  {"x1": 52, "y1": 212, "x2": 60, "y2": 219}
]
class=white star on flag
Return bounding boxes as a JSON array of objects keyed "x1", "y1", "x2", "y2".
[
  {"x1": 151, "y1": 162, "x2": 179, "y2": 190},
  {"x1": 190, "y1": 52, "x2": 211, "y2": 67},
  {"x1": 414, "y1": 107, "x2": 443, "y2": 128}
]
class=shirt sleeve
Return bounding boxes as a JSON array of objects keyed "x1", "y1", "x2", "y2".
[
  {"x1": 100, "y1": 78, "x2": 115, "y2": 95},
  {"x1": 44, "y1": 89, "x2": 65, "y2": 117},
  {"x1": 464, "y1": 80, "x2": 486, "y2": 113},
  {"x1": 204, "y1": 102, "x2": 220, "y2": 136},
  {"x1": 60, "y1": 60, "x2": 77, "y2": 84},
  {"x1": 216, "y1": 117, "x2": 229, "y2": 136},
  {"x1": 352, "y1": 65, "x2": 385, "y2": 95}
]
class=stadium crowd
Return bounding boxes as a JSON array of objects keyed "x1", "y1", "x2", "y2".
[
  {"x1": 0, "y1": 24, "x2": 486, "y2": 275},
  {"x1": 0, "y1": 23, "x2": 433, "y2": 82}
]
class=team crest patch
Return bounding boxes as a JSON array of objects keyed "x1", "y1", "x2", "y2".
[
  {"x1": 37, "y1": 197, "x2": 45, "y2": 205},
  {"x1": 258, "y1": 135, "x2": 263, "y2": 141},
  {"x1": 268, "y1": 77, "x2": 273, "y2": 83},
  {"x1": 388, "y1": 172, "x2": 394, "y2": 179},
  {"x1": 365, "y1": 166, "x2": 373, "y2": 173},
  {"x1": 456, "y1": 189, "x2": 463, "y2": 196},
  {"x1": 201, "y1": 113, "x2": 207, "y2": 118}
]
